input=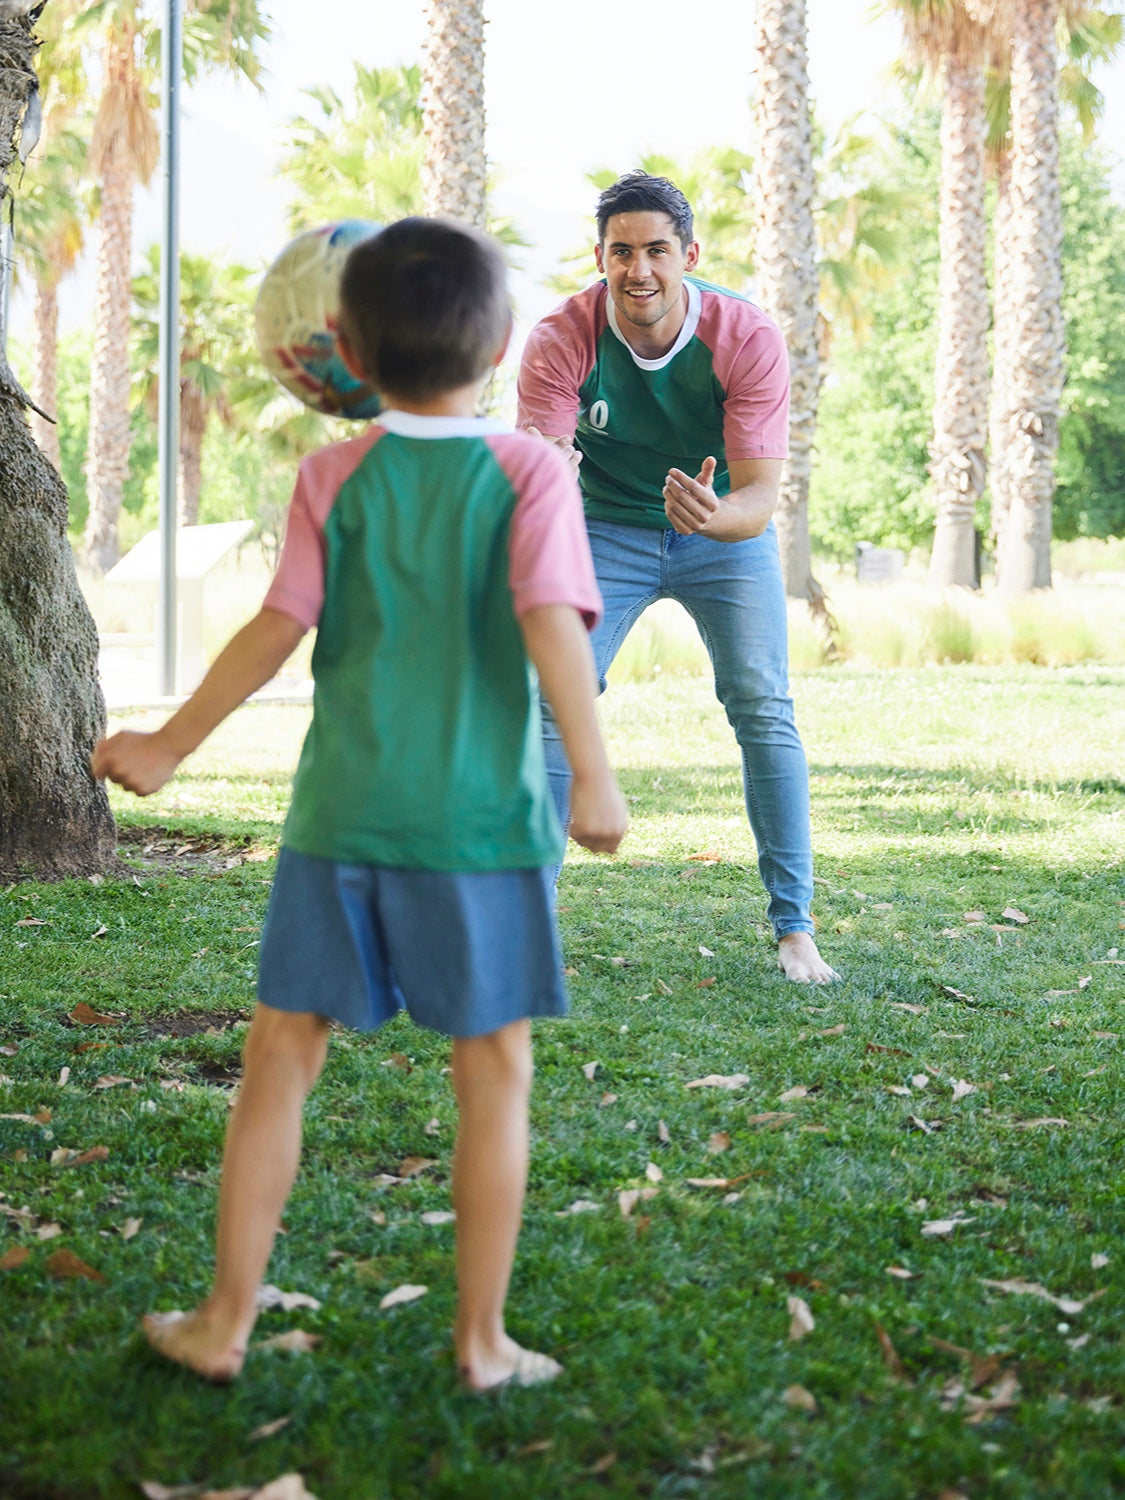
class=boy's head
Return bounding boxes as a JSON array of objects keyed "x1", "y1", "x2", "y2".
[
  {"x1": 595, "y1": 172, "x2": 694, "y2": 252},
  {"x1": 338, "y1": 217, "x2": 511, "y2": 402}
]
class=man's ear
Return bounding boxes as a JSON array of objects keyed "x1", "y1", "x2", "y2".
[
  {"x1": 336, "y1": 331, "x2": 368, "y2": 382},
  {"x1": 594, "y1": 242, "x2": 606, "y2": 275},
  {"x1": 684, "y1": 240, "x2": 701, "y2": 273}
]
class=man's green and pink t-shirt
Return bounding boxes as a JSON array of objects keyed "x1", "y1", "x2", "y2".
[
  {"x1": 263, "y1": 411, "x2": 601, "y2": 872},
  {"x1": 517, "y1": 276, "x2": 790, "y2": 529}
]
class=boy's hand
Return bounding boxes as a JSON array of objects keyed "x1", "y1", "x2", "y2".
[
  {"x1": 91, "y1": 729, "x2": 182, "y2": 797},
  {"x1": 568, "y1": 771, "x2": 628, "y2": 855}
]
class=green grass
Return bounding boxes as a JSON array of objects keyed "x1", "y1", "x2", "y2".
[{"x1": 2, "y1": 667, "x2": 1123, "y2": 1499}]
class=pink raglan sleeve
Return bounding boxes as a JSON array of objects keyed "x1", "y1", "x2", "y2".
[
  {"x1": 702, "y1": 297, "x2": 791, "y2": 462},
  {"x1": 516, "y1": 290, "x2": 601, "y2": 440},
  {"x1": 262, "y1": 428, "x2": 384, "y2": 628},
  {"x1": 491, "y1": 434, "x2": 602, "y2": 629}
]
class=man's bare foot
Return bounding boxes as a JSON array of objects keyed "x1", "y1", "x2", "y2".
[
  {"x1": 778, "y1": 931, "x2": 840, "y2": 984},
  {"x1": 141, "y1": 1308, "x2": 248, "y2": 1382},
  {"x1": 458, "y1": 1334, "x2": 563, "y2": 1393}
]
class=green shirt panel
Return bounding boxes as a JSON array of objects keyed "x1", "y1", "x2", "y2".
[{"x1": 283, "y1": 435, "x2": 563, "y2": 871}]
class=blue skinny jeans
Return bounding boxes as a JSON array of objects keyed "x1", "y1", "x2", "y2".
[{"x1": 543, "y1": 518, "x2": 814, "y2": 938}]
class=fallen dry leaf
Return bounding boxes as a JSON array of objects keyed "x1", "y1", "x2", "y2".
[
  {"x1": 94, "y1": 1075, "x2": 132, "y2": 1090},
  {"x1": 815, "y1": 1024, "x2": 847, "y2": 1037},
  {"x1": 696, "y1": 977, "x2": 716, "y2": 989},
  {"x1": 911, "y1": 1074, "x2": 929, "y2": 1090},
  {"x1": 687, "y1": 851, "x2": 723, "y2": 863},
  {"x1": 57, "y1": 1066, "x2": 70, "y2": 1087},
  {"x1": 599, "y1": 1092, "x2": 617, "y2": 1108},
  {"x1": 867, "y1": 1043, "x2": 910, "y2": 1057},
  {"x1": 582, "y1": 1061, "x2": 599, "y2": 1081},
  {"x1": 706, "y1": 1131, "x2": 731, "y2": 1154},
  {"x1": 961, "y1": 1371, "x2": 1020, "y2": 1425},
  {"x1": 67, "y1": 1003, "x2": 121, "y2": 1026},
  {"x1": 787, "y1": 1295, "x2": 815, "y2": 1341},
  {"x1": 686, "y1": 1073, "x2": 749, "y2": 1090},
  {"x1": 516, "y1": 1439, "x2": 554, "y2": 1457},
  {"x1": 950, "y1": 1079, "x2": 976, "y2": 1102},
  {"x1": 747, "y1": 1111, "x2": 796, "y2": 1129},
  {"x1": 121, "y1": 1217, "x2": 143, "y2": 1241},
  {"x1": 1002, "y1": 906, "x2": 1030, "y2": 925},
  {"x1": 657, "y1": 1119, "x2": 671, "y2": 1144},
  {"x1": 379, "y1": 1283, "x2": 427, "y2": 1310},
  {"x1": 1091, "y1": 1253, "x2": 1110, "y2": 1269},
  {"x1": 257, "y1": 1285, "x2": 322, "y2": 1313},
  {"x1": 420, "y1": 1210, "x2": 456, "y2": 1226},
  {"x1": 963, "y1": 910, "x2": 987, "y2": 924},
  {"x1": 589, "y1": 1452, "x2": 618, "y2": 1475},
  {"x1": 886, "y1": 1265, "x2": 922, "y2": 1280},
  {"x1": 46, "y1": 1248, "x2": 105, "y2": 1282},
  {"x1": 256, "y1": 1329, "x2": 322, "y2": 1352},
  {"x1": 396, "y1": 1157, "x2": 437, "y2": 1179},
  {"x1": 249, "y1": 1476, "x2": 320, "y2": 1500},
  {"x1": 907, "y1": 1115, "x2": 942, "y2": 1134},
  {"x1": 782, "y1": 1384, "x2": 818, "y2": 1413},
  {"x1": 886, "y1": 1085, "x2": 912, "y2": 1097},
  {"x1": 891, "y1": 1002, "x2": 927, "y2": 1015},
  {"x1": 979, "y1": 1278, "x2": 1102, "y2": 1317},
  {"x1": 617, "y1": 1187, "x2": 659, "y2": 1219},
  {"x1": 15, "y1": 916, "x2": 48, "y2": 928},
  {"x1": 874, "y1": 1321, "x2": 906, "y2": 1380},
  {"x1": 1006, "y1": 1117, "x2": 1070, "y2": 1130},
  {"x1": 555, "y1": 1199, "x2": 600, "y2": 1216},
  {"x1": 37, "y1": 1222, "x2": 63, "y2": 1241},
  {"x1": 699, "y1": 945, "x2": 716, "y2": 957},
  {"x1": 645, "y1": 1162, "x2": 664, "y2": 1184},
  {"x1": 423, "y1": 1116, "x2": 441, "y2": 1136},
  {"x1": 779, "y1": 1085, "x2": 808, "y2": 1103},
  {"x1": 248, "y1": 1415, "x2": 294, "y2": 1443},
  {"x1": 941, "y1": 987, "x2": 975, "y2": 1003},
  {"x1": 0, "y1": 1245, "x2": 30, "y2": 1271},
  {"x1": 921, "y1": 1214, "x2": 975, "y2": 1236},
  {"x1": 53, "y1": 1145, "x2": 110, "y2": 1168}
]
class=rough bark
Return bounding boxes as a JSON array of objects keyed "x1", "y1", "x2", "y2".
[
  {"x1": 30, "y1": 269, "x2": 60, "y2": 471},
  {"x1": 0, "y1": 13, "x2": 117, "y2": 882},
  {"x1": 752, "y1": 0, "x2": 828, "y2": 614},
  {"x1": 994, "y1": 0, "x2": 1063, "y2": 593},
  {"x1": 82, "y1": 30, "x2": 137, "y2": 574},
  {"x1": 421, "y1": 0, "x2": 487, "y2": 228},
  {"x1": 179, "y1": 379, "x2": 204, "y2": 526},
  {"x1": 929, "y1": 52, "x2": 989, "y2": 588},
  {"x1": 987, "y1": 149, "x2": 1014, "y2": 559}
]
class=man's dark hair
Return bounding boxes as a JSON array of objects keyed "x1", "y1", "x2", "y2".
[
  {"x1": 338, "y1": 217, "x2": 510, "y2": 401},
  {"x1": 595, "y1": 172, "x2": 694, "y2": 251}
]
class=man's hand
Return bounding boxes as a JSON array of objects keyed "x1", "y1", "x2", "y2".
[
  {"x1": 524, "y1": 425, "x2": 582, "y2": 479},
  {"x1": 568, "y1": 770, "x2": 628, "y2": 855},
  {"x1": 91, "y1": 728, "x2": 182, "y2": 797},
  {"x1": 663, "y1": 456, "x2": 718, "y2": 535}
]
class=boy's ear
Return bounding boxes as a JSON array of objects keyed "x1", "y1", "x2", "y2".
[
  {"x1": 336, "y1": 331, "x2": 368, "y2": 382},
  {"x1": 491, "y1": 317, "x2": 513, "y2": 369}
]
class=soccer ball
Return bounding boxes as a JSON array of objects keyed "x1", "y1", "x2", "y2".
[{"x1": 255, "y1": 219, "x2": 383, "y2": 420}]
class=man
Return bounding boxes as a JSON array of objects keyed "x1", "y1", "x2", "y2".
[{"x1": 517, "y1": 170, "x2": 837, "y2": 983}]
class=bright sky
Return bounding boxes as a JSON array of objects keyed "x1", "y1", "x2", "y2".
[{"x1": 14, "y1": 0, "x2": 1125, "y2": 343}]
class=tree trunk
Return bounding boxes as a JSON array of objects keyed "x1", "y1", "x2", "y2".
[
  {"x1": 929, "y1": 52, "x2": 989, "y2": 589},
  {"x1": 421, "y1": 0, "x2": 487, "y2": 227},
  {"x1": 83, "y1": 33, "x2": 136, "y2": 574},
  {"x1": 994, "y1": 0, "x2": 1063, "y2": 593},
  {"x1": 179, "y1": 380, "x2": 204, "y2": 526},
  {"x1": 987, "y1": 149, "x2": 1013, "y2": 562},
  {"x1": 0, "y1": 14, "x2": 117, "y2": 881},
  {"x1": 752, "y1": 0, "x2": 827, "y2": 611},
  {"x1": 31, "y1": 270, "x2": 61, "y2": 472}
]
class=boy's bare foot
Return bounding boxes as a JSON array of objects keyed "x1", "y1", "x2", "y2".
[
  {"x1": 458, "y1": 1335, "x2": 563, "y2": 1393},
  {"x1": 141, "y1": 1308, "x2": 247, "y2": 1382},
  {"x1": 778, "y1": 932, "x2": 840, "y2": 984}
]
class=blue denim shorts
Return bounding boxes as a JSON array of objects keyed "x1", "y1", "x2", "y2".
[{"x1": 258, "y1": 848, "x2": 568, "y2": 1038}]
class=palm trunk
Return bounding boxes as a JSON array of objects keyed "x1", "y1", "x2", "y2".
[
  {"x1": 752, "y1": 0, "x2": 827, "y2": 611},
  {"x1": 31, "y1": 270, "x2": 61, "y2": 472},
  {"x1": 988, "y1": 149, "x2": 1013, "y2": 561},
  {"x1": 83, "y1": 35, "x2": 136, "y2": 574},
  {"x1": 179, "y1": 380, "x2": 205, "y2": 525},
  {"x1": 929, "y1": 52, "x2": 989, "y2": 589},
  {"x1": 421, "y1": 0, "x2": 487, "y2": 227},
  {"x1": 0, "y1": 13, "x2": 117, "y2": 880},
  {"x1": 994, "y1": 0, "x2": 1063, "y2": 593}
]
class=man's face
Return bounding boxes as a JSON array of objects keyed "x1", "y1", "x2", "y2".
[{"x1": 595, "y1": 211, "x2": 700, "y2": 341}]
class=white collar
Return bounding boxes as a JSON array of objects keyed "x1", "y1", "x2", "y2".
[
  {"x1": 378, "y1": 409, "x2": 512, "y2": 439},
  {"x1": 605, "y1": 278, "x2": 702, "y2": 371}
]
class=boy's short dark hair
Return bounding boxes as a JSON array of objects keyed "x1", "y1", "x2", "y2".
[
  {"x1": 595, "y1": 172, "x2": 695, "y2": 251},
  {"x1": 338, "y1": 217, "x2": 510, "y2": 401}
]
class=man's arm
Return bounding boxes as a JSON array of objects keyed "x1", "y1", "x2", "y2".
[
  {"x1": 91, "y1": 607, "x2": 307, "y2": 795},
  {"x1": 519, "y1": 604, "x2": 627, "y2": 855},
  {"x1": 662, "y1": 456, "x2": 782, "y2": 543}
]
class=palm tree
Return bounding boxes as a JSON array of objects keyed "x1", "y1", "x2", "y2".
[
  {"x1": 889, "y1": 2, "x2": 991, "y2": 589},
  {"x1": 0, "y1": 6, "x2": 116, "y2": 880},
  {"x1": 131, "y1": 247, "x2": 256, "y2": 524},
  {"x1": 752, "y1": 0, "x2": 827, "y2": 610},
  {"x1": 421, "y1": 0, "x2": 487, "y2": 227},
  {"x1": 80, "y1": 0, "x2": 268, "y2": 573}
]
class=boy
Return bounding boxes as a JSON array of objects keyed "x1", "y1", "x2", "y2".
[{"x1": 92, "y1": 217, "x2": 627, "y2": 1391}]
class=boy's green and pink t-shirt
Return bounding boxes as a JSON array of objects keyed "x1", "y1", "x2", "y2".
[
  {"x1": 263, "y1": 411, "x2": 601, "y2": 872},
  {"x1": 517, "y1": 276, "x2": 790, "y2": 529}
]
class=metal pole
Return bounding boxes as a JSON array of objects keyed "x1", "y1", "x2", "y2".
[{"x1": 155, "y1": 0, "x2": 182, "y2": 697}]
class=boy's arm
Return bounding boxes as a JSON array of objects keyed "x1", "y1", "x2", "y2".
[
  {"x1": 91, "y1": 607, "x2": 307, "y2": 796},
  {"x1": 519, "y1": 604, "x2": 627, "y2": 855}
]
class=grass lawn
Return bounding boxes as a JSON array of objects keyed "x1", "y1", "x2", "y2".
[{"x1": 1, "y1": 665, "x2": 1122, "y2": 1500}]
